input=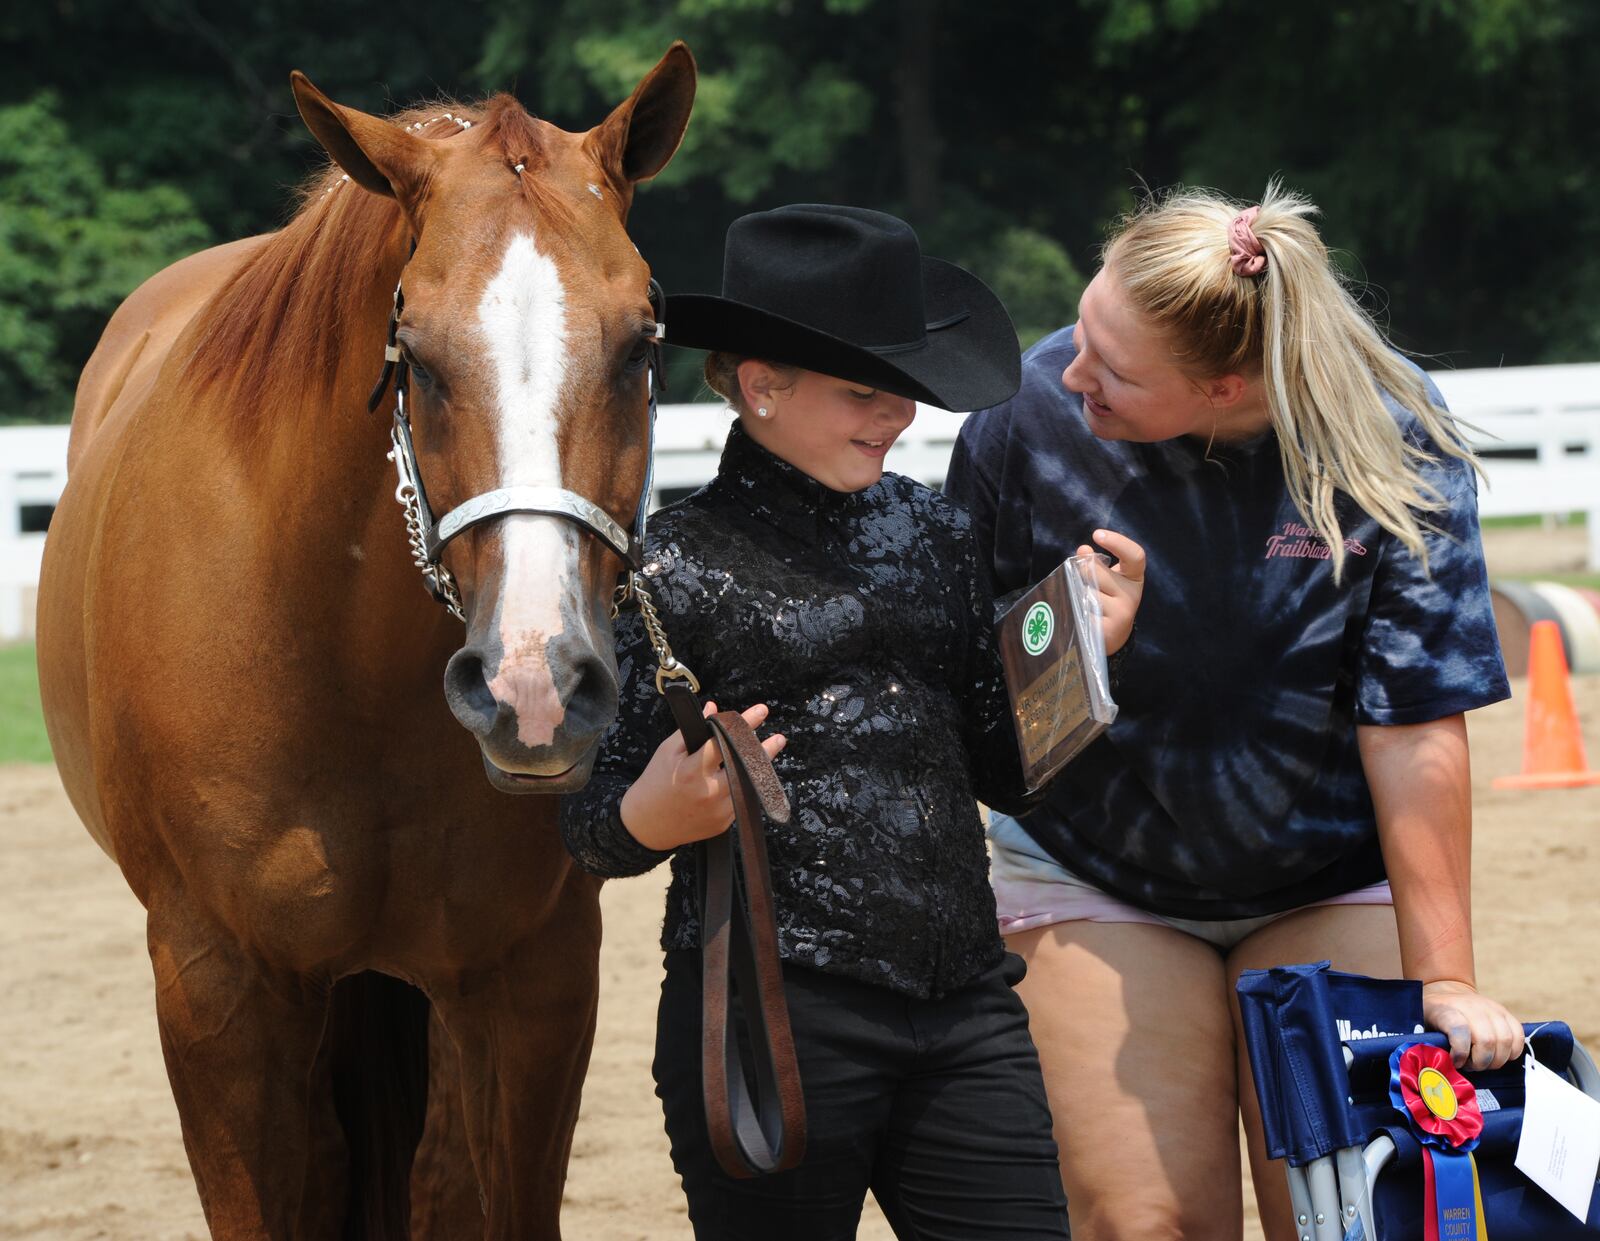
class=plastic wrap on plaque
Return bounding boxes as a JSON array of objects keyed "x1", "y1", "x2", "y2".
[{"x1": 996, "y1": 554, "x2": 1119, "y2": 791}]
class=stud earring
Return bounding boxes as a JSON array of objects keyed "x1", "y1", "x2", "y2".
[{"x1": 756, "y1": 406, "x2": 771, "y2": 419}]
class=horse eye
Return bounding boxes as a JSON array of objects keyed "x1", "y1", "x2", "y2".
[
  {"x1": 625, "y1": 334, "x2": 653, "y2": 371},
  {"x1": 404, "y1": 350, "x2": 434, "y2": 390}
]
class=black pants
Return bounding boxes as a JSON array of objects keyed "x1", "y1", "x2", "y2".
[{"x1": 653, "y1": 949, "x2": 1070, "y2": 1240}]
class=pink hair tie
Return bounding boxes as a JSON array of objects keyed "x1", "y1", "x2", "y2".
[{"x1": 1228, "y1": 206, "x2": 1267, "y2": 277}]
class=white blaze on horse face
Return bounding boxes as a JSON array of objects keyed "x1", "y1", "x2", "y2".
[{"x1": 477, "y1": 231, "x2": 582, "y2": 748}]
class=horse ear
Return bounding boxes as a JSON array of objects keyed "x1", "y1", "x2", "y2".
[
  {"x1": 289, "y1": 71, "x2": 438, "y2": 204},
  {"x1": 585, "y1": 41, "x2": 698, "y2": 186}
]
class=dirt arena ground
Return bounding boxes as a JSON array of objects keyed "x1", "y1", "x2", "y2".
[
  {"x1": 4, "y1": 679, "x2": 1597, "y2": 1240},
  {"x1": 4, "y1": 522, "x2": 1598, "y2": 1238}
]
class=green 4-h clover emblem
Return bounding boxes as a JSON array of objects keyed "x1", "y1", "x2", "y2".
[{"x1": 1022, "y1": 602, "x2": 1054, "y2": 655}]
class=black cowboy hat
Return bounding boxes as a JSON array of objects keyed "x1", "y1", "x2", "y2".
[{"x1": 664, "y1": 204, "x2": 1021, "y2": 412}]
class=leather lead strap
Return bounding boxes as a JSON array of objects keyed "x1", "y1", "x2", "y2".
[{"x1": 663, "y1": 683, "x2": 806, "y2": 1178}]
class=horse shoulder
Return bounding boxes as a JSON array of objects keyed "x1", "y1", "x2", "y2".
[{"x1": 42, "y1": 235, "x2": 275, "y2": 864}]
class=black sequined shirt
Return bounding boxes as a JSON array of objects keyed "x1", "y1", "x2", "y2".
[{"x1": 559, "y1": 423, "x2": 1043, "y2": 999}]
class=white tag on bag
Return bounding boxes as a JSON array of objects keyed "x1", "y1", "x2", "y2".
[{"x1": 1515, "y1": 1054, "x2": 1600, "y2": 1222}]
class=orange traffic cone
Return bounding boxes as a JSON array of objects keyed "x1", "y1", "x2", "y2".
[{"x1": 1493, "y1": 620, "x2": 1600, "y2": 789}]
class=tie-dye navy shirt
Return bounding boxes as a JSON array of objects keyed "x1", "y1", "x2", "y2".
[{"x1": 946, "y1": 325, "x2": 1510, "y2": 919}]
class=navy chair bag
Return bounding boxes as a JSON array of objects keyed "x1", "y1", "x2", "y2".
[{"x1": 1238, "y1": 962, "x2": 1600, "y2": 1240}]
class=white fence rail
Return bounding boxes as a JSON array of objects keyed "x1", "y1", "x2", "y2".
[
  {"x1": 5, "y1": 363, "x2": 1598, "y2": 641},
  {"x1": 1429, "y1": 365, "x2": 1600, "y2": 567},
  {"x1": 0, "y1": 426, "x2": 70, "y2": 643}
]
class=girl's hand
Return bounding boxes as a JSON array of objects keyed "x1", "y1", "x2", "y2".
[
  {"x1": 1422, "y1": 979, "x2": 1525, "y2": 1071},
  {"x1": 1077, "y1": 529, "x2": 1146, "y2": 656},
  {"x1": 619, "y1": 701, "x2": 787, "y2": 852}
]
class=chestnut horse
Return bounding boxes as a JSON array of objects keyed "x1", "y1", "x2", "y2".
[{"x1": 35, "y1": 44, "x2": 695, "y2": 1240}]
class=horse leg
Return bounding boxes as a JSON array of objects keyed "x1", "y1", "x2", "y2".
[
  {"x1": 147, "y1": 888, "x2": 337, "y2": 1240},
  {"x1": 302, "y1": 1013, "x2": 355, "y2": 1239},
  {"x1": 411, "y1": 1007, "x2": 487, "y2": 1238},
  {"x1": 428, "y1": 927, "x2": 601, "y2": 1241}
]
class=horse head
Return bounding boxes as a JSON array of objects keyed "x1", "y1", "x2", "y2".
[{"x1": 291, "y1": 46, "x2": 696, "y2": 793}]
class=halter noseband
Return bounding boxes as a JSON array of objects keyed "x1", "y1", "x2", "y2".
[{"x1": 371, "y1": 252, "x2": 666, "y2": 622}]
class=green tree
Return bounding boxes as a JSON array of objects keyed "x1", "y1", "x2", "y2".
[
  {"x1": 1041, "y1": 0, "x2": 1600, "y2": 364},
  {"x1": 4, "y1": 0, "x2": 1599, "y2": 424},
  {"x1": 475, "y1": 0, "x2": 1090, "y2": 382},
  {"x1": 0, "y1": 93, "x2": 210, "y2": 423}
]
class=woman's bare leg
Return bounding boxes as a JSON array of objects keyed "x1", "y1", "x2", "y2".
[
  {"x1": 1225, "y1": 904, "x2": 1402, "y2": 1241},
  {"x1": 1010, "y1": 920, "x2": 1243, "y2": 1241}
]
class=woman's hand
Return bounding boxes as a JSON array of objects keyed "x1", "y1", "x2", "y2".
[
  {"x1": 1423, "y1": 979, "x2": 1526, "y2": 1071},
  {"x1": 619, "y1": 701, "x2": 787, "y2": 852},
  {"x1": 1077, "y1": 529, "x2": 1146, "y2": 656}
]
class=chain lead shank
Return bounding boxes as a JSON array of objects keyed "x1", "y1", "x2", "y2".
[{"x1": 615, "y1": 572, "x2": 701, "y2": 695}]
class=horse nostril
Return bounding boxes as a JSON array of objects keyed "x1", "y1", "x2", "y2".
[
  {"x1": 563, "y1": 653, "x2": 619, "y2": 735},
  {"x1": 443, "y1": 648, "x2": 498, "y2": 736}
]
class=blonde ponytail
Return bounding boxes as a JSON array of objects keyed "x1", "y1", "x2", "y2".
[{"x1": 1104, "y1": 182, "x2": 1480, "y2": 580}]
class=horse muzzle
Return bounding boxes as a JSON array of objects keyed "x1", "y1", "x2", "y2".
[{"x1": 443, "y1": 622, "x2": 619, "y2": 795}]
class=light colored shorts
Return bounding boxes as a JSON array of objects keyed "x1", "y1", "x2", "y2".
[{"x1": 988, "y1": 813, "x2": 1394, "y2": 954}]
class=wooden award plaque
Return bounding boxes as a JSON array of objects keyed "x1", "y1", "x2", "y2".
[{"x1": 996, "y1": 561, "x2": 1116, "y2": 790}]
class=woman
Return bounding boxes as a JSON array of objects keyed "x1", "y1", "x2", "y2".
[
  {"x1": 560, "y1": 203, "x2": 1142, "y2": 1239},
  {"x1": 945, "y1": 183, "x2": 1524, "y2": 1241}
]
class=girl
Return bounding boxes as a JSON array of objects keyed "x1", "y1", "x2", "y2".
[
  {"x1": 561, "y1": 203, "x2": 1142, "y2": 1240},
  {"x1": 947, "y1": 183, "x2": 1523, "y2": 1241}
]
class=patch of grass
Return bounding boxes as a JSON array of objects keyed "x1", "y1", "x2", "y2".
[
  {"x1": 1501, "y1": 571, "x2": 1600, "y2": 591},
  {"x1": 1481, "y1": 512, "x2": 1588, "y2": 529},
  {"x1": 0, "y1": 643, "x2": 53, "y2": 764}
]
